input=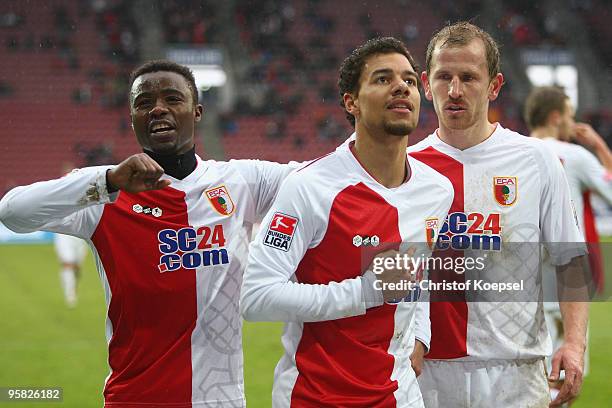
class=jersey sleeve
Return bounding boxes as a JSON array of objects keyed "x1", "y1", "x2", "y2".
[
  {"x1": 0, "y1": 166, "x2": 116, "y2": 239},
  {"x1": 576, "y1": 147, "x2": 612, "y2": 204},
  {"x1": 231, "y1": 159, "x2": 303, "y2": 222},
  {"x1": 414, "y1": 289, "x2": 431, "y2": 352},
  {"x1": 537, "y1": 146, "x2": 587, "y2": 265},
  {"x1": 240, "y1": 172, "x2": 368, "y2": 323}
]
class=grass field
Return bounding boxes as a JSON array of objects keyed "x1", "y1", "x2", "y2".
[{"x1": 0, "y1": 243, "x2": 610, "y2": 407}]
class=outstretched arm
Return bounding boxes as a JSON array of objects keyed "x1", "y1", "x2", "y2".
[{"x1": 0, "y1": 153, "x2": 170, "y2": 237}]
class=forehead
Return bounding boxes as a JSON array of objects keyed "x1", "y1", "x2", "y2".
[
  {"x1": 430, "y1": 38, "x2": 487, "y2": 73},
  {"x1": 131, "y1": 71, "x2": 191, "y2": 97},
  {"x1": 361, "y1": 52, "x2": 415, "y2": 78}
]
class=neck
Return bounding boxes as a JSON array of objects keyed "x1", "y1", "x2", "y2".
[
  {"x1": 531, "y1": 125, "x2": 559, "y2": 140},
  {"x1": 438, "y1": 120, "x2": 496, "y2": 150},
  {"x1": 352, "y1": 127, "x2": 409, "y2": 188},
  {"x1": 144, "y1": 146, "x2": 197, "y2": 180}
]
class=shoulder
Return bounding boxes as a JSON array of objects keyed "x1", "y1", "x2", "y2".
[
  {"x1": 498, "y1": 127, "x2": 560, "y2": 165},
  {"x1": 205, "y1": 158, "x2": 287, "y2": 181},
  {"x1": 407, "y1": 133, "x2": 436, "y2": 153},
  {"x1": 285, "y1": 151, "x2": 345, "y2": 188},
  {"x1": 409, "y1": 156, "x2": 454, "y2": 195}
]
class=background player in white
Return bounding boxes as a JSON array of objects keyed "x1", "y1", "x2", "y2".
[
  {"x1": 241, "y1": 37, "x2": 453, "y2": 407},
  {"x1": 525, "y1": 86, "x2": 612, "y2": 404},
  {"x1": 53, "y1": 163, "x2": 89, "y2": 308},
  {"x1": 54, "y1": 232, "x2": 87, "y2": 307},
  {"x1": 0, "y1": 60, "x2": 298, "y2": 407},
  {"x1": 407, "y1": 22, "x2": 589, "y2": 407}
]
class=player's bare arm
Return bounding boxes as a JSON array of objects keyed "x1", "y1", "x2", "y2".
[
  {"x1": 549, "y1": 256, "x2": 590, "y2": 407},
  {"x1": 573, "y1": 123, "x2": 612, "y2": 172},
  {"x1": 409, "y1": 340, "x2": 426, "y2": 377}
]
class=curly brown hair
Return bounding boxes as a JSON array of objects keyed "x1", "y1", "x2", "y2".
[{"x1": 338, "y1": 37, "x2": 419, "y2": 127}]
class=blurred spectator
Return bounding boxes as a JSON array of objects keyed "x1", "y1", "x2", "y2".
[
  {"x1": 403, "y1": 21, "x2": 419, "y2": 43},
  {"x1": 0, "y1": 81, "x2": 14, "y2": 97},
  {"x1": 265, "y1": 114, "x2": 287, "y2": 140},
  {"x1": 0, "y1": 12, "x2": 24, "y2": 28},
  {"x1": 72, "y1": 83, "x2": 93, "y2": 105},
  {"x1": 6, "y1": 37, "x2": 19, "y2": 50},
  {"x1": 75, "y1": 143, "x2": 116, "y2": 166},
  {"x1": 317, "y1": 115, "x2": 343, "y2": 141},
  {"x1": 319, "y1": 82, "x2": 336, "y2": 104}
]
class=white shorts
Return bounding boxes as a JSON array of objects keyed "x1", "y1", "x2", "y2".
[
  {"x1": 54, "y1": 234, "x2": 87, "y2": 264},
  {"x1": 418, "y1": 358, "x2": 550, "y2": 408}
]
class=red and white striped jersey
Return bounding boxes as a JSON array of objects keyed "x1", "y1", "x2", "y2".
[
  {"x1": 0, "y1": 157, "x2": 292, "y2": 408},
  {"x1": 407, "y1": 124, "x2": 585, "y2": 361},
  {"x1": 241, "y1": 142, "x2": 454, "y2": 407}
]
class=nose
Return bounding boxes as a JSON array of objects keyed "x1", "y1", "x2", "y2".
[
  {"x1": 392, "y1": 78, "x2": 410, "y2": 96},
  {"x1": 149, "y1": 99, "x2": 169, "y2": 117},
  {"x1": 448, "y1": 77, "x2": 462, "y2": 99}
]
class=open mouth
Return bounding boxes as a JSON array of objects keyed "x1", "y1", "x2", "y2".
[{"x1": 149, "y1": 121, "x2": 176, "y2": 136}]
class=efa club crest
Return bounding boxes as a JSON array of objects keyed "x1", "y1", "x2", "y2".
[
  {"x1": 205, "y1": 185, "x2": 235, "y2": 216},
  {"x1": 425, "y1": 218, "x2": 439, "y2": 249},
  {"x1": 493, "y1": 177, "x2": 517, "y2": 206}
]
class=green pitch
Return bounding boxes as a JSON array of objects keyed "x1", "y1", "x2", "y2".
[{"x1": 0, "y1": 244, "x2": 610, "y2": 407}]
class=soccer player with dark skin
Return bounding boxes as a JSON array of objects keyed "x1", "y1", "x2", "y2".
[
  {"x1": 107, "y1": 69, "x2": 202, "y2": 192},
  {"x1": 0, "y1": 59, "x2": 427, "y2": 407}
]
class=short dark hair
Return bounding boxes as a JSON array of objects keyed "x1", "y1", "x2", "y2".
[
  {"x1": 129, "y1": 60, "x2": 198, "y2": 105},
  {"x1": 523, "y1": 86, "x2": 568, "y2": 131},
  {"x1": 338, "y1": 37, "x2": 419, "y2": 127},
  {"x1": 426, "y1": 21, "x2": 500, "y2": 80}
]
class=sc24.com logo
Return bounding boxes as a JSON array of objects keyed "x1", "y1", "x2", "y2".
[
  {"x1": 436, "y1": 212, "x2": 502, "y2": 251},
  {"x1": 157, "y1": 225, "x2": 228, "y2": 272}
]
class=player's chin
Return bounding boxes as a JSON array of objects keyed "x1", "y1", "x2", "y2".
[
  {"x1": 441, "y1": 117, "x2": 472, "y2": 130},
  {"x1": 384, "y1": 120, "x2": 417, "y2": 136},
  {"x1": 149, "y1": 140, "x2": 178, "y2": 154}
]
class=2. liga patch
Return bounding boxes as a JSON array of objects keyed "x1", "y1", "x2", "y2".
[
  {"x1": 264, "y1": 212, "x2": 298, "y2": 251},
  {"x1": 132, "y1": 203, "x2": 163, "y2": 218}
]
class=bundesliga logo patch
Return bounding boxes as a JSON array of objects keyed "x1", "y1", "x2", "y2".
[
  {"x1": 264, "y1": 213, "x2": 298, "y2": 251},
  {"x1": 205, "y1": 185, "x2": 235, "y2": 216},
  {"x1": 493, "y1": 177, "x2": 517, "y2": 206}
]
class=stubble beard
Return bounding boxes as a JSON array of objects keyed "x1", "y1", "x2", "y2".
[{"x1": 384, "y1": 120, "x2": 415, "y2": 136}]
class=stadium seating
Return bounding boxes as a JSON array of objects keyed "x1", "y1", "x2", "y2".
[{"x1": 0, "y1": 0, "x2": 609, "y2": 195}]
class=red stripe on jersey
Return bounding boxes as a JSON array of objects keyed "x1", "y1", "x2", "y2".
[
  {"x1": 583, "y1": 191, "x2": 604, "y2": 293},
  {"x1": 291, "y1": 182, "x2": 400, "y2": 407},
  {"x1": 409, "y1": 146, "x2": 469, "y2": 359},
  {"x1": 92, "y1": 187, "x2": 196, "y2": 406}
]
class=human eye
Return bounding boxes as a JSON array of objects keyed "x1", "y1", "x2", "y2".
[
  {"x1": 166, "y1": 95, "x2": 183, "y2": 104},
  {"x1": 375, "y1": 76, "x2": 389, "y2": 84},
  {"x1": 405, "y1": 78, "x2": 417, "y2": 86},
  {"x1": 134, "y1": 99, "x2": 152, "y2": 109}
]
